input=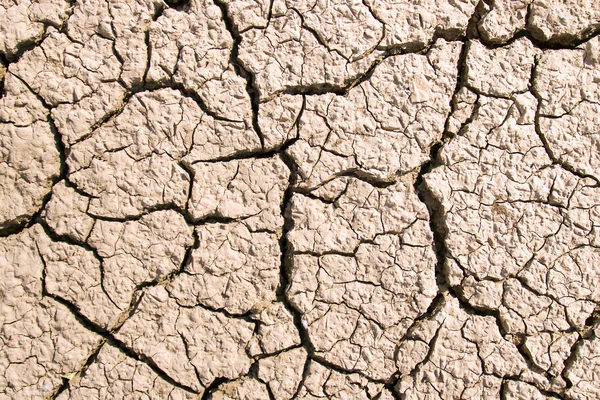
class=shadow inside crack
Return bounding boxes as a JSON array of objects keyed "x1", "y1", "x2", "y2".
[{"x1": 163, "y1": 0, "x2": 191, "y2": 12}]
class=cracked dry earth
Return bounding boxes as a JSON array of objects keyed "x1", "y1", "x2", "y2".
[{"x1": 2, "y1": 0, "x2": 600, "y2": 400}]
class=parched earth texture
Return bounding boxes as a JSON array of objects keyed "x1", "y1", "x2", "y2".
[{"x1": 1, "y1": 0, "x2": 600, "y2": 399}]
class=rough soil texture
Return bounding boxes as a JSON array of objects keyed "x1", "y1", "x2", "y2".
[{"x1": 1, "y1": 0, "x2": 599, "y2": 399}]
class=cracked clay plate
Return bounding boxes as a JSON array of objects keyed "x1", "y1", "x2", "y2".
[{"x1": 1, "y1": 0, "x2": 600, "y2": 399}]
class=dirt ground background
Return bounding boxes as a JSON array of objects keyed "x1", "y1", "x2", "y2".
[{"x1": 1, "y1": 0, "x2": 599, "y2": 398}]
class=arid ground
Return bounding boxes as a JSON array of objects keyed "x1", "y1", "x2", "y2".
[{"x1": 1, "y1": 0, "x2": 600, "y2": 398}]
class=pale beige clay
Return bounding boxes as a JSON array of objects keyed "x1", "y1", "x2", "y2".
[{"x1": 1, "y1": 0, "x2": 599, "y2": 399}]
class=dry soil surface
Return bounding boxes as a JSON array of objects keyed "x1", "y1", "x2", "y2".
[{"x1": 1, "y1": 0, "x2": 600, "y2": 399}]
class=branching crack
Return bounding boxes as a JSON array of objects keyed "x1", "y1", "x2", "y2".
[{"x1": 36, "y1": 231, "x2": 202, "y2": 397}]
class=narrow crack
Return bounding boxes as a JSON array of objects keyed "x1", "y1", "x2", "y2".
[
  {"x1": 37, "y1": 219, "x2": 123, "y2": 311},
  {"x1": 529, "y1": 58, "x2": 600, "y2": 185},
  {"x1": 276, "y1": 149, "x2": 317, "y2": 357},
  {"x1": 480, "y1": 26, "x2": 600, "y2": 50},
  {"x1": 411, "y1": 37, "x2": 472, "y2": 296},
  {"x1": 34, "y1": 212, "x2": 203, "y2": 396},
  {"x1": 0, "y1": 72, "x2": 67, "y2": 237},
  {"x1": 38, "y1": 250, "x2": 200, "y2": 396},
  {"x1": 50, "y1": 338, "x2": 108, "y2": 399},
  {"x1": 269, "y1": 107, "x2": 327, "y2": 397}
]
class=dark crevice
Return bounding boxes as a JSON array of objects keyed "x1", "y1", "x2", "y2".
[
  {"x1": 499, "y1": 379, "x2": 508, "y2": 400},
  {"x1": 62, "y1": 81, "x2": 243, "y2": 149},
  {"x1": 134, "y1": 227, "x2": 199, "y2": 295},
  {"x1": 69, "y1": 92, "x2": 132, "y2": 146},
  {"x1": 135, "y1": 80, "x2": 244, "y2": 124},
  {"x1": 413, "y1": 133, "x2": 572, "y2": 395},
  {"x1": 500, "y1": 378, "x2": 565, "y2": 400},
  {"x1": 0, "y1": 56, "x2": 6, "y2": 97},
  {"x1": 406, "y1": 38, "x2": 473, "y2": 251},
  {"x1": 178, "y1": 329, "x2": 204, "y2": 389},
  {"x1": 394, "y1": 293, "x2": 446, "y2": 356},
  {"x1": 275, "y1": 150, "x2": 317, "y2": 356},
  {"x1": 271, "y1": 111, "x2": 325, "y2": 398},
  {"x1": 131, "y1": 4, "x2": 599, "y2": 111},
  {"x1": 413, "y1": 141, "x2": 448, "y2": 293},
  {"x1": 0, "y1": 214, "x2": 38, "y2": 238},
  {"x1": 309, "y1": 356, "x2": 388, "y2": 384},
  {"x1": 291, "y1": 62, "x2": 382, "y2": 97},
  {"x1": 86, "y1": 202, "x2": 192, "y2": 225},
  {"x1": 270, "y1": 99, "x2": 304, "y2": 300},
  {"x1": 267, "y1": 51, "x2": 391, "y2": 99},
  {"x1": 276, "y1": 153, "x2": 299, "y2": 297},
  {"x1": 261, "y1": 5, "x2": 492, "y2": 103},
  {"x1": 189, "y1": 136, "x2": 299, "y2": 164},
  {"x1": 200, "y1": 377, "x2": 235, "y2": 400},
  {"x1": 474, "y1": 0, "x2": 600, "y2": 50},
  {"x1": 561, "y1": 305, "x2": 600, "y2": 390},
  {"x1": 290, "y1": 188, "x2": 343, "y2": 205},
  {"x1": 264, "y1": 0, "x2": 275, "y2": 29},
  {"x1": 179, "y1": 160, "x2": 195, "y2": 215},
  {"x1": 442, "y1": 40, "x2": 475, "y2": 141},
  {"x1": 260, "y1": 34, "x2": 441, "y2": 101},
  {"x1": 478, "y1": 26, "x2": 600, "y2": 50},
  {"x1": 188, "y1": 214, "x2": 257, "y2": 227},
  {"x1": 288, "y1": 7, "x2": 353, "y2": 62},
  {"x1": 405, "y1": 322, "x2": 444, "y2": 384},
  {"x1": 103, "y1": 335, "x2": 199, "y2": 394},
  {"x1": 247, "y1": 357, "x2": 277, "y2": 400},
  {"x1": 251, "y1": 343, "x2": 304, "y2": 363},
  {"x1": 173, "y1": 297, "x2": 261, "y2": 325},
  {"x1": 263, "y1": 381, "x2": 278, "y2": 400},
  {"x1": 275, "y1": 153, "x2": 406, "y2": 389},
  {"x1": 141, "y1": 29, "x2": 152, "y2": 86},
  {"x1": 212, "y1": 0, "x2": 265, "y2": 148},
  {"x1": 324, "y1": 168, "x2": 398, "y2": 190},
  {"x1": 290, "y1": 358, "x2": 311, "y2": 399},
  {"x1": 163, "y1": 0, "x2": 191, "y2": 12},
  {"x1": 1, "y1": 28, "x2": 47, "y2": 64},
  {"x1": 525, "y1": 19, "x2": 600, "y2": 49},
  {"x1": 464, "y1": 0, "x2": 489, "y2": 41},
  {"x1": 61, "y1": 176, "x2": 97, "y2": 200},
  {"x1": 0, "y1": 0, "x2": 77, "y2": 77},
  {"x1": 511, "y1": 332, "x2": 559, "y2": 384},
  {"x1": 415, "y1": 155, "x2": 558, "y2": 387},
  {"x1": 256, "y1": 26, "x2": 600, "y2": 103},
  {"x1": 385, "y1": 294, "x2": 447, "y2": 398},
  {"x1": 274, "y1": 81, "x2": 350, "y2": 97}
]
